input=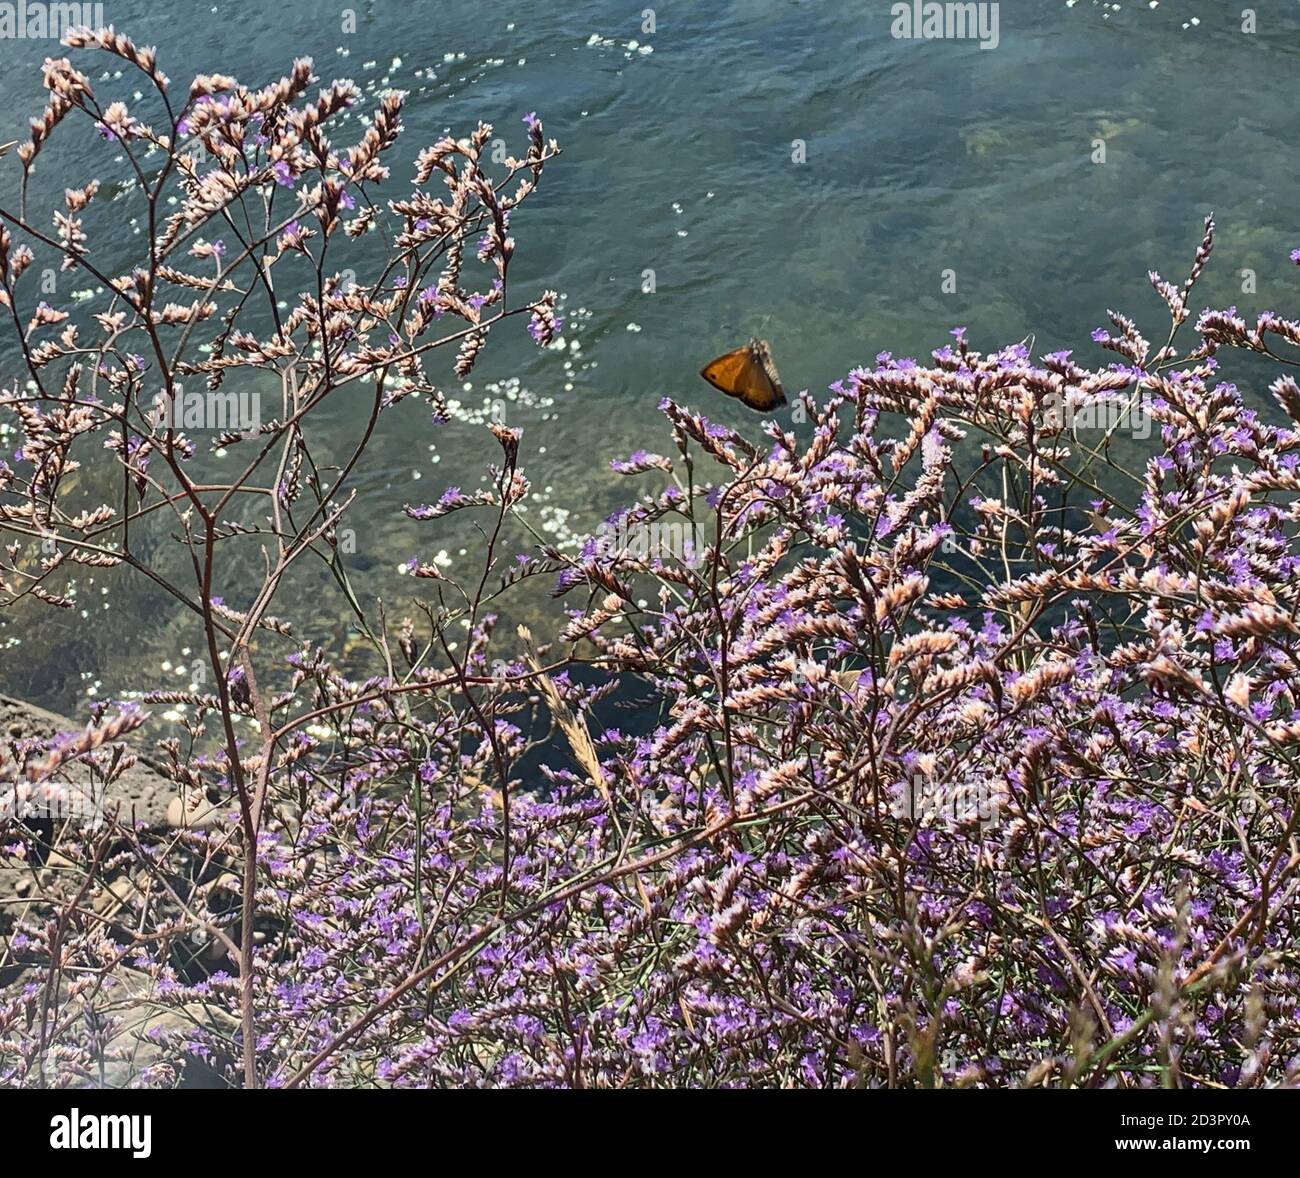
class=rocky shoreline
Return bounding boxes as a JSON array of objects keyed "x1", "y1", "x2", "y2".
[
  {"x1": 1, "y1": 694, "x2": 176, "y2": 827},
  {"x1": 2, "y1": 692, "x2": 180, "y2": 921},
  {"x1": 1, "y1": 695, "x2": 236, "y2": 1087}
]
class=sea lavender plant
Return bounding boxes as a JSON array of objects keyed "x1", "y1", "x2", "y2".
[{"x1": 0, "y1": 25, "x2": 560, "y2": 1088}]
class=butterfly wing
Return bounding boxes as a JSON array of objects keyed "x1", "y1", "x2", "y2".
[
  {"x1": 700, "y1": 339, "x2": 786, "y2": 411},
  {"x1": 700, "y1": 347, "x2": 755, "y2": 398},
  {"x1": 748, "y1": 337, "x2": 785, "y2": 405}
]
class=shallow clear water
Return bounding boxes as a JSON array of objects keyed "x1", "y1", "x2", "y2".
[{"x1": 0, "y1": 0, "x2": 1297, "y2": 712}]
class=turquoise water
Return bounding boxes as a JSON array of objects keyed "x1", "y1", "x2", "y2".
[{"x1": 0, "y1": 0, "x2": 1297, "y2": 710}]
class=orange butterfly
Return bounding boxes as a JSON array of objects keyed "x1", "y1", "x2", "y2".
[{"x1": 700, "y1": 337, "x2": 786, "y2": 412}]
